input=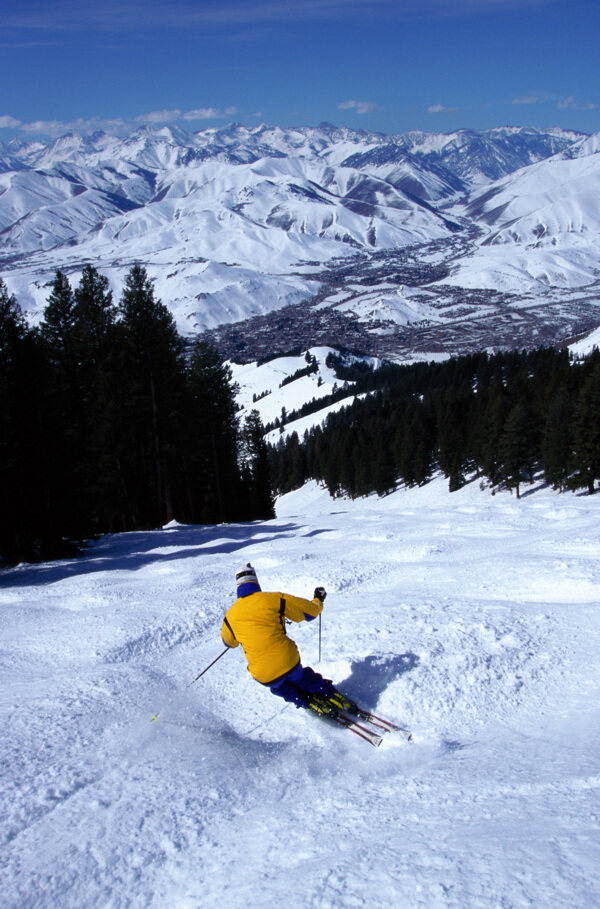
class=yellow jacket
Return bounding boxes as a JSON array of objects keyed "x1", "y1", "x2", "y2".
[{"x1": 221, "y1": 590, "x2": 323, "y2": 684}]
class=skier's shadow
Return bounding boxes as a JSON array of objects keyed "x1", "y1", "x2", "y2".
[{"x1": 339, "y1": 653, "x2": 420, "y2": 711}]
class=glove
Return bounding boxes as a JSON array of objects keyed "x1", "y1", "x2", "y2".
[{"x1": 313, "y1": 586, "x2": 327, "y2": 603}]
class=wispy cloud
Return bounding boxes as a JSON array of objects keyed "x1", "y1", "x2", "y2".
[
  {"x1": 19, "y1": 116, "x2": 130, "y2": 137},
  {"x1": 136, "y1": 109, "x2": 183, "y2": 124},
  {"x1": 0, "y1": 1, "x2": 371, "y2": 31},
  {"x1": 511, "y1": 91, "x2": 596, "y2": 111},
  {"x1": 557, "y1": 94, "x2": 596, "y2": 111},
  {"x1": 512, "y1": 94, "x2": 544, "y2": 105},
  {"x1": 182, "y1": 107, "x2": 238, "y2": 120},
  {"x1": 0, "y1": 116, "x2": 22, "y2": 129},
  {"x1": 2, "y1": 0, "x2": 567, "y2": 33},
  {"x1": 0, "y1": 106, "x2": 240, "y2": 138},
  {"x1": 427, "y1": 103, "x2": 459, "y2": 114},
  {"x1": 338, "y1": 99, "x2": 377, "y2": 115}
]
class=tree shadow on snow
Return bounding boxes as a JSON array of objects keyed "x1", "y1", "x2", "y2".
[
  {"x1": 338, "y1": 652, "x2": 420, "y2": 712},
  {"x1": 0, "y1": 521, "x2": 303, "y2": 588}
]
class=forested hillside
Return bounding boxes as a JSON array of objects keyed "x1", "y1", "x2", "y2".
[
  {"x1": 269, "y1": 348, "x2": 600, "y2": 500},
  {"x1": 0, "y1": 271, "x2": 273, "y2": 565},
  {"x1": 3, "y1": 264, "x2": 599, "y2": 568}
]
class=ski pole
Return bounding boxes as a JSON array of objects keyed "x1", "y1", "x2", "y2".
[
  {"x1": 151, "y1": 647, "x2": 229, "y2": 721},
  {"x1": 187, "y1": 647, "x2": 229, "y2": 686},
  {"x1": 318, "y1": 613, "x2": 322, "y2": 663}
]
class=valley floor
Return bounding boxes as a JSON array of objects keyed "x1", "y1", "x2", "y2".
[{"x1": 1, "y1": 478, "x2": 599, "y2": 908}]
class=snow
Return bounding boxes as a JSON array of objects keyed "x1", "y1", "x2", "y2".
[
  {"x1": 570, "y1": 325, "x2": 600, "y2": 357},
  {"x1": 231, "y1": 346, "x2": 380, "y2": 435},
  {"x1": 443, "y1": 132, "x2": 600, "y2": 294},
  {"x1": 2, "y1": 124, "x2": 594, "y2": 339},
  {"x1": 1, "y1": 477, "x2": 600, "y2": 907}
]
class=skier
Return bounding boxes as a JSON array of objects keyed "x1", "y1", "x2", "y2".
[{"x1": 221, "y1": 563, "x2": 352, "y2": 714}]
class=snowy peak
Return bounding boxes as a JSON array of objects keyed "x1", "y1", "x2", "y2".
[
  {"x1": 463, "y1": 128, "x2": 600, "y2": 243},
  {"x1": 2, "y1": 123, "x2": 581, "y2": 177},
  {"x1": 1, "y1": 122, "x2": 598, "y2": 354},
  {"x1": 559, "y1": 130, "x2": 600, "y2": 159}
]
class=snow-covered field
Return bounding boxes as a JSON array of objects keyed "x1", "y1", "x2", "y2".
[{"x1": 1, "y1": 477, "x2": 599, "y2": 908}]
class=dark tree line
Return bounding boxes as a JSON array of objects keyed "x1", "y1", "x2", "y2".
[
  {"x1": 269, "y1": 347, "x2": 600, "y2": 501},
  {"x1": 0, "y1": 268, "x2": 274, "y2": 566}
]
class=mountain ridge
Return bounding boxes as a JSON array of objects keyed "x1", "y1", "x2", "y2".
[{"x1": 1, "y1": 122, "x2": 598, "y2": 360}]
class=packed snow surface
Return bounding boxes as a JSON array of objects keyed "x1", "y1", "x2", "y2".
[{"x1": 1, "y1": 478, "x2": 600, "y2": 908}]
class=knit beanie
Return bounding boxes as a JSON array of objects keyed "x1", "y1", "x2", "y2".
[{"x1": 236, "y1": 563, "x2": 261, "y2": 597}]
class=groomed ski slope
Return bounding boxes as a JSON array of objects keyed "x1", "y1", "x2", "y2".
[{"x1": 1, "y1": 477, "x2": 599, "y2": 908}]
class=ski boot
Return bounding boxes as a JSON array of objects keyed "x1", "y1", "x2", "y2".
[
  {"x1": 327, "y1": 690, "x2": 359, "y2": 714},
  {"x1": 306, "y1": 693, "x2": 338, "y2": 717}
]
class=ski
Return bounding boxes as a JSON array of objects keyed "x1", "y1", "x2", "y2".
[
  {"x1": 306, "y1": 693, "x2": 411, "y2": 747},
  {"x1": 326, "y1": 691, "x2": 413, "y2": 742},
  {"x1": 331, "y1": 711, "x2": 383, "y2": 747},
  {"x1": 306, "y1": 697, "x2": 383, "y2": 746},
  {"x1": 350, "y1": 707, "x2": 413, "y2": 742}
]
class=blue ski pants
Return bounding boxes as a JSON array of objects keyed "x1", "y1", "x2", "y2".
[{"x1": 267, "y1": 662, "x2": 336, "y2": 708}]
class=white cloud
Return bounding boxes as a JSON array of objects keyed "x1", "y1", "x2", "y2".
[
  {"x1": 12, "y1": 106, "x2": 239, "y2": 139},
  {"x1": 20, "y1": 119, "x2": 76, "y2": 135},
  {"x1": 338, "y1": 99, "x2": 376, "y2": 115},
  {"x1": 557, "y1": 95, "x2": 596, "y2": 111},
  {"x1": 427, "y1": 103, "x2": 458, "y2": 114},
  {"x1": 182, "y1": 106, "x2": 238, "y2": 120},
  {"x1": 19, "y1": 116, "x2": 130, "y2": 137},
  {"x1": 136, "y1": 109, "x2": 183, "y2": 124},
  {"x1": 1, "y1": 0, "x2": 571, "y2": 32},
  {"x1": 512, "y1": 95, "x2": 543, "y2": 105}
]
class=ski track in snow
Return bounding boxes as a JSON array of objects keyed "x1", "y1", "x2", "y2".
[{"x1": 1, "y1": 478, "x2": 599, "y2": 908}]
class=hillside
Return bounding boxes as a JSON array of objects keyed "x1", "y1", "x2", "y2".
[
  {"x1": 1, "y1": 477, "x2": 599, "y2": 907},
  {"x1": 2, "y1": 123, "x2": 599, "y2": 361}
]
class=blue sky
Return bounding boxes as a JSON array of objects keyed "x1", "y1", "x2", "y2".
[{"x1": 0, "y1": 0, "x2": 598, "y2": 141}]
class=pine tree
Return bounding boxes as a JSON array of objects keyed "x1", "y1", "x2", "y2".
[
  {"x1": 185, "y1": 340, "x2": 240, "y2": 523},
  {"x1": 570, "y1": 364, "x2": 600, "y2": 494},
  {"x1": 499, "y1": 401, "x2": 537, "y2": 498},
  {"x1": 241, "y1": 410, "x2": 275, "y2": 519},
  {"x1": 0, "y1": 282, "x2": 50, "y2": 562},
  {"x1": 73, "y1": 267, "x2": 121, "y2": 530},
  {"x1": 117, "y1": 265, "x2": 185, "y2": 527},
  {"x1": 542, "y1": 387, "x2": 573, "y2": 491},
  {"x1": 480, "y1": 379, "x2": 510, "y2": 486},
  {"x1": 437, "y1": 389, "x2": 471, "y2": 491},
  {"x1": 39, "y1": 271, "x2": 77, "y2": 368},
  {"x1": 0, "y1": 282, "x2": 28, "y2": 561},
  {"x1": 73, "y1": 265, "x2": 115, "y2": 381},
  {"x1": 38, "y1": 270, "x2": 89, "y2": 537}
]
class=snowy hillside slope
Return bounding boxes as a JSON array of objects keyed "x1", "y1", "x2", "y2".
[
  {"x1": 0, "y1": 122, "x2": 593, "y2": 350},
  {"x1": 1, "y1": 478, "x2": 599, "y2": 908},
  {"x1": 570, "y1": 324, "x2": 600, "y2": 356},
  {"x1": 445, "y1": 131, "x2": 600, "y2": 292},
  {"x1": 342, "y1": 125, "x2": 581, "y2": 199},
  {"x1": 231, "y1": 345, "x2": 380, "y2": 435}
]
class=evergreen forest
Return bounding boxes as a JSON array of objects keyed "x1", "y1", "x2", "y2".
[
  {"x1": 2, "y1": 266, "x2": 600, "y2": 569},
  {"x1": 0, "y1": 268, "x2": 274, "y2": 566},
  {"x1": 268, "y1": 347, "x2": 600, "y2": 501}
]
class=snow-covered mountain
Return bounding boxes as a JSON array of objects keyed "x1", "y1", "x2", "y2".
[
  {"x1": 1, "y1": 122, "x2": 599, "y2": 357},
  {"x1": 446, "y1": 131, "x2": 600, "y2": 292},
  {"x1": 341, "y1": 125, "x2": 582, "y2": 199}
]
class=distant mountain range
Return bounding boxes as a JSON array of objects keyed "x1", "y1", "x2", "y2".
[{"x1": 1, "y1": 122, "x2": 599, "y2": 360}]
